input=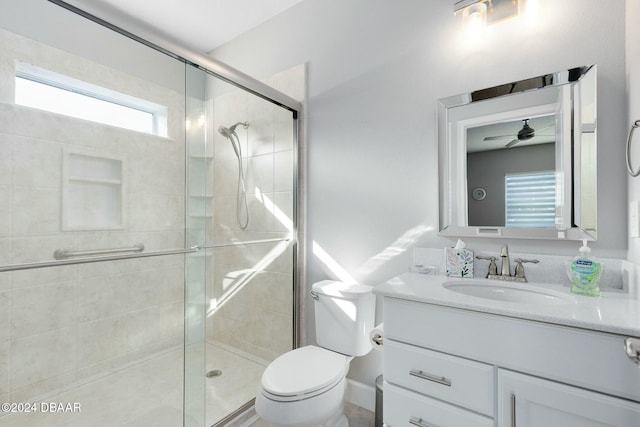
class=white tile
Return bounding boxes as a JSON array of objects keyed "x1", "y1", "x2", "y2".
[
  {"x1": 247, "y1": 154, "x2": 274, "y2": 195},
  {"x1": 274, "y1": 150, "x2": 294, "y2": 192},
  {"x1": 0, "y1": 59, "x2": 15, "y2": 105},
  {"x1": 77, "y1": 316, "x2": 127, "y2": 368},
  {"x1": 76, "y1": 274, "x2": 129, "y2": 322},
  {"x1": 127, "y1": 135, "x2": 183, "y2": 183},
  {"x1": 247, "y1": 96, "x2": 274, "y2": 157},
  {"x1": 246, "y1": 193, "x2": 273, "y2": 233},
  {"x1": 128, "y1": 192, "x2": 181, "y2": 232},
  {"x1": 11, "y1": 264, "x2": 76, "y2": 290},
  {"x1": 0, "y1": 293, "x2": 8, "y2": 342},
  {"x1": 272, "y1": 191, "x2": 294, "y2": 234},
  {"x1": 13, "y1": 106, "x2": 78, "y2": 144},
  {"x1": 0, "y1": 342, "x2": 7, "y2": 397},
  {"x1": 126, "y1": 307, "x2": 166, "y2": 351},
  {"x1": 11, "y1": 282, "x2": 76, "y2": 338},
  {"x1": 0, "y1": 240, "x2": 10, "y2": 292},
  {"x1": 213, "y1": 144, "x2": 240, "y2": 197},
  {"x1": 0, "y1": 133, "x2": 12, "y2": 187},
  {"x1": 11, "y1": 188, "x2": 60, "y2": 236},
  {"x1": 10, "y1": 327, "x2": 76, "y2": 390},
  {"x1": 12, "y1": 33, "x2": 79, "y2": 80},
  {"x1": 274, "y1": 107, "x2": 295, "y2": 153},
  {"x1": 0, "y1": 187, "x2": 10, "y2": 238},
  {"x1": 126, "y1": 267, "x2": 183, "y2": 312},
  {"x1": 12, "y1": 136, "x2": 61, "y2": 189}
]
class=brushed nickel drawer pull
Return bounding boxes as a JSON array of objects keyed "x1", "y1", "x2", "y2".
[
  {"x1": 510, "y1": 393, "x2": 516, "y2": 427},
  {"x1": 409, "y1": 369, "x2": 452, "y2": 387},
  {"x1": 410, "y1": 416, "x2": 438, "y2": 427},
  {"x1": 625, "y1": 337, "x2": 640, "y2": 365}
]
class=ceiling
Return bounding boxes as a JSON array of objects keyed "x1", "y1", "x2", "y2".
[
  {"x1": 62, "y1": 0, "x2": 305, "y2": 53},
  {"x1": 466, "y1": 115, "x2": 557, "y2": 153}
]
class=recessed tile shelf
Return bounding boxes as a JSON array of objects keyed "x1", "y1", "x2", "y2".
[{"x1": 63, "y1": 150, "x2": 126, "y2": 230}]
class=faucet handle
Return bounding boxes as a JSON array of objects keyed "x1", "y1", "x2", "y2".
[
  {"x1": 514, "y1": 258, "x2": 540, "y2": 279},
  {"x1": 476, "y1": 255, "x2": 498, "y2": 276}
]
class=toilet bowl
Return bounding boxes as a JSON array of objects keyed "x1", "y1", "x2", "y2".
[
  {"x1": 255, "y1": 281, "x2": 376, "y2": 427},
  {"x1": 256, "y1": 346, "x2": 352, "y2": 427}
]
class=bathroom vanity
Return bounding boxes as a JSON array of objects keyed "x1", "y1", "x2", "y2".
[{"x1": 375, "y1": 273, "x2": 640, "y2": 427}]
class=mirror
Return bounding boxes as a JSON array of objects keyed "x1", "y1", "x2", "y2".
[{"x1": 438, "y1": 65, "x2": 597, "y2": 240}]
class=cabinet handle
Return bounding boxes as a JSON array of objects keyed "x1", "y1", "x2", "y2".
[
  {"x1": 510, "y1": 393, "x2": 516, "y2": 427},
  {"x1": 409, "y1": 369, "x2": 451, "y2": 387},
  {"x1": 410, "y1": 416, "x2": 438, "y2": 427},
  {"x1": 625, "y1": 337, "x2": 640, "y2": 365}
]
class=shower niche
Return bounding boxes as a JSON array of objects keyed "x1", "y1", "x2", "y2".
[{"x1": 62, "y1": 150, "x2": 126, "y2": 230}]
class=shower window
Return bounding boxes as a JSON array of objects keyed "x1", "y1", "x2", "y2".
[{"x1": 15, "y1": 63, "x2": 168, "y2": 136}]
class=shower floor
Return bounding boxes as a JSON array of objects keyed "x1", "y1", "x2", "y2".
[
  {"x1": 0, "y1": 342, "x2": 266, "y2": 427},
  {"x1": 205, "y1": 342, "x2": 267, "y2": 424}
]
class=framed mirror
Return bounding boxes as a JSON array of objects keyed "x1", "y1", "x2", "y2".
[{"x1": 438, "y1": 65, "x2": 597, "y2": 240}]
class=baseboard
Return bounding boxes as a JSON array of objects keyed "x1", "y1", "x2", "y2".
[{"x1": 345, "y1": 378, "x2": 376, "y2": 412}]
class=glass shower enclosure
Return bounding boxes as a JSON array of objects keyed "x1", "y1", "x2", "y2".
[{"x1": 0, "y1": 2, "x2": 299, "y2": 427}]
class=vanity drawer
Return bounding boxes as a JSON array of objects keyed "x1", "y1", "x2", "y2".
[
  {"x1": 384, "y1": 382, "x2": 494, "y2": 427},
  {"x1": 384, "y1": 339, "x2": 494, "y2": 416},
  {"x1": 384, "y1": 297, "x2": 640, "y2": 403}
]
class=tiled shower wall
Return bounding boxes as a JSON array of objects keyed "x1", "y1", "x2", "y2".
[
  {"x1": 207, "y1": 65, "x2": 304, "y2": 363},
  {"x1": 0, "y1": 28, "x2": 186, "y2": 403}
]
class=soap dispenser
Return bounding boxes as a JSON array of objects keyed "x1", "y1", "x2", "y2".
[{"x1": 568, "y1": 240, "x2": 602, "y2": 297}]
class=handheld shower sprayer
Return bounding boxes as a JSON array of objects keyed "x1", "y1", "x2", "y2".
[
  {"x1": 217, "y1": 121, "x2": 250, "y2": 230},
  {"x1": 218, "y1": 121, "x2": 249, "y2": 138}
]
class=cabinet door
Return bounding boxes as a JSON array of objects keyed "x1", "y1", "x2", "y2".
[{"x1": 498, "y1": 369, "x2": 640, "y2": 427}]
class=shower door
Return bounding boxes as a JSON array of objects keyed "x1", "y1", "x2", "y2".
[
  {"x1": 0, "y1": 2, "x2": 300, "y2": 427},
  {"x1": 0, "y1": 2, "x2": 199, "y2": 427},
  {"x1": 185, "y1": 66, "x2": 299, "y2": 426}
]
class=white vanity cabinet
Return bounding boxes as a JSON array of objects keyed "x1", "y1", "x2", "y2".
[
  {"x1": 498, "y1": 369, "x2": 640, "y2": 427},
  {"x1": 382, "y1": 297, "x2": 640, "y2": 427}
]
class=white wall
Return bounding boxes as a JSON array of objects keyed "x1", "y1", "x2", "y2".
[
  {"x1": 211, "y1": 0, "x2": 628, "y2": 387},
  {"x1": 627, "y1": 0, "x2": 640, "y2": 263}
]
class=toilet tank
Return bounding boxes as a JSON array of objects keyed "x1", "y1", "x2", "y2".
[{"x1": 312, "y1": 280, "x2": 376, "y2": 357}]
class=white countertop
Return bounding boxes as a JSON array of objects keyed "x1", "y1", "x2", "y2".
[{"x1": 374, "y1": 272, "x2": 640, "y2": 337}]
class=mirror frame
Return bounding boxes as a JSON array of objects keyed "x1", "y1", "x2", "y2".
[{"x1": 438, "y1": 65, "x2": 597, "y2": 241}]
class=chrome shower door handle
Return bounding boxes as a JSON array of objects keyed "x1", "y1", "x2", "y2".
[{"x1": 625, "y1": 337, "x2": 640, "y2": 365}]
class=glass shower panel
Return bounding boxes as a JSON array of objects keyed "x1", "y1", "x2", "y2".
[
  {"x1": 0, "y1": 3, "x2": 197, "y2": 427},
  {"x1": 184, "y1": 64, "x2": 210, "y2": 427},
  {"x1": 204, "y1": 73, "x2": 296, "y2": 425}
]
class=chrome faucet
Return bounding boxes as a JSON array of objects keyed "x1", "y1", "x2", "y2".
[
  {"x1": 476, "y1": 244, "x2": 539, "y2": 282},
  {"x1": 500, "y1": 244, "x2": 511, "y2": 277}
]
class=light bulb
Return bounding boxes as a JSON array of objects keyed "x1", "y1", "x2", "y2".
[{"x1": 464, "y1": 2, "x2": 487, "y2": 34}]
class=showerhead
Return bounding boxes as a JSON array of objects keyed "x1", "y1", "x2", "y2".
[
  {"x1": 218, "y1": 121, "x2": 249, "y2": 139},
  {"x1": 218, "y1": 125, "x2": 233, "y2": 139}
]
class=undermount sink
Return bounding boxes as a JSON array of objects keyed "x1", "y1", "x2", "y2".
[{"x1": 442, "y1": 280, "x2": 576, "y2": 305}]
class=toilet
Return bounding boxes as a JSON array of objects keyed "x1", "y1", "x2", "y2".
[{"x1": 255, "y1": 280, "x2": 376, "y2": 427}]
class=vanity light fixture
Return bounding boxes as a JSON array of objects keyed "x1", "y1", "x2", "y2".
[{"x1": 454, "y1": 0, "x2": 523, "y2": 26}]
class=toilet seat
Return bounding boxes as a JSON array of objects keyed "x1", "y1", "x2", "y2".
[{"x1": 260, "y1": 345, "x2": 350, "y2": 402}]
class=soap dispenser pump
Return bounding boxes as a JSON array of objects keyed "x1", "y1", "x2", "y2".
[{"x1": 568, "y1": 240, "x2": 602, "y2": 297}]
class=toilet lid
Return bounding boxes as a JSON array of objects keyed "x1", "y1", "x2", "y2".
[{"x1": 261, "y1": 345, "x2": 349, "y2": 397}]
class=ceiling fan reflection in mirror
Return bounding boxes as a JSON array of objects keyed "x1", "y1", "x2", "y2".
[{"x1": 483, "y1": 118, "x2": 555, "y2": 148}]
